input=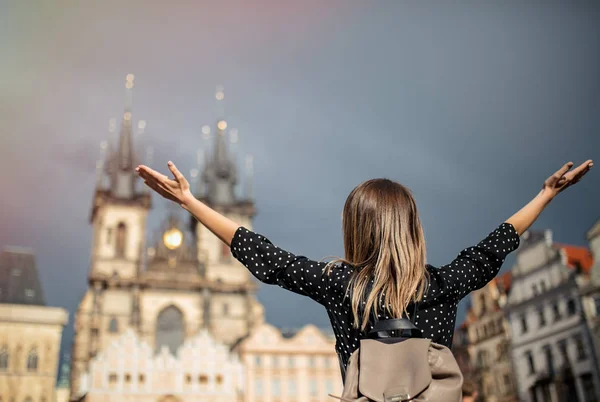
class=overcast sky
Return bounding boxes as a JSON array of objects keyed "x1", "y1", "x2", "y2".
[{"x1": 1, "y1": 1, "x2": 599, "y2": 357}]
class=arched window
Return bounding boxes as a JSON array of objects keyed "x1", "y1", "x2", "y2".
[
  {"x1": 26, "y1": 349, "x2": 38, "y2": 372},
  {"x1": 155, "y1": 306, "x2": 185, "y2": 355},
  {"x1": 108, "y1": 317, "x2": 119, "y2": 333},
  {"x1": 25, "y1": 398, "x2": 32, "y2": 402},
  {"x1": 0, "y1": 346, "x2": 8, "y2": 370},
  {"x1": 115, "y1": 222, "x2": 127, "y2": 257}
]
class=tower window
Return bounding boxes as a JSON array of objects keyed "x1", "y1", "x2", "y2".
[
  {"x1": 155, "y1": 306, "x2": 185, "y2": 355},
  {"x1": 223, "y1": 303, "x2": 229, "y2": 316},
  {"x1": 115, "y1": 222, "x2": 127, "y2": 257},
  {"x1": 108, "y1": 317, "x2": 119, "y2": 333},
  {"x1": 0, "y1": 346, "x2": 8, "y2": 370},
  {"x1": 26, "y1": 349, "x2": 38, "y2": 372},
  {"x1": 106, "y1": 228, "x2": 113, "y2": 245}
]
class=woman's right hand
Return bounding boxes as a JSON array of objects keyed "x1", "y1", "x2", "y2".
[
  {"x1": 136, "y1": 161, "x2": 195, "y2": 207},
  {"x1": 540, "y1": 160, "x2": 593, "y2": 201}
]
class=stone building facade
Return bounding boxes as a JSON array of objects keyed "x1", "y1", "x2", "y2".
[
  {"x1": 463, "y1": 271, "x2": 518, "y2": 402},
  {"x1": 504, "y1": 229, "x2": 599, "y2": 402},
  {"x1": 0, "y1": 248, "x2": 69, "y2": 402},
  {"x1": 69, "y1": 79, "x2": 341, "y2": 401},
  {"x1": 235, "y1": 323, "x2": 342, "y2": 402}
]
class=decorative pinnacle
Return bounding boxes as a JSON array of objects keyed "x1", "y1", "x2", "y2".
[{"x1": 126, "y1": 74, "x2": 135, "y2": 89}]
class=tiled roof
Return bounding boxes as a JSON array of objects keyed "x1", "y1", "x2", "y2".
[
  {"x1": 553, "y1": 243, "x2": 594, "y2": 274},
  {"x1": 493, "y1": 270, "x2": 513, "y2": 293},
  {"x1": 0, "y1": 247, "x2": 45, "y2": 305}
]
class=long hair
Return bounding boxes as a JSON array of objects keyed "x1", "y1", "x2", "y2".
[{"x1": 326, "y1": 179, "x2": 428, "y2": 331}]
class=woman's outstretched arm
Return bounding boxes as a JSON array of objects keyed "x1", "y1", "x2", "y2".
[
  {"x1": 136, "y1": 161, "x2": 239, "y2": 245},
  {"x1": 436, "y1": 159, "x2": 593, "y2": 300},
  {"x1": 505, "y1": 160, "x2": 593, "y2": 235},
  {"x1": 136, "y1": 160, "x2": 338, "y2": 305}
]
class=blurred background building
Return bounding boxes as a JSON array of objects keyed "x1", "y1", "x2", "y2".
[
  {"x1": 67, "y1": 77, "x2": 341, "y2": 402},
  {"x1": 457, "y1": 221, "x2": 600, "y2": 402},
  {"x1": 0, "y1": 248, "x2": 69, "y2": 402}
]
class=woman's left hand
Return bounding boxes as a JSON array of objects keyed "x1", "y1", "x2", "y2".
[
  {"x1": 136, "y1": 161, "x2": 194, "y2": 207},
  {"x1": 540, "y1": 159, "x2": 593, "y2": 201}
]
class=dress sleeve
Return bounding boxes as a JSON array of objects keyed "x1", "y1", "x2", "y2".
[
  {"x1": 230, "y1": 226, "x2": 336, "y2": 305},
  {"x1": 437, "y1": 222, "x2": 520, "y2": 300}
]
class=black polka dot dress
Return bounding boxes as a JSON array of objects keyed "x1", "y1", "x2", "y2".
[{"x1": 230, "y1": 222, "x2": 520, "y2": 372}]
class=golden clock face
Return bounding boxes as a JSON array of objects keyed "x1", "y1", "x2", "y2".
[{"x1": 163, "y1": 228, "x2": 183, "y2": 250}]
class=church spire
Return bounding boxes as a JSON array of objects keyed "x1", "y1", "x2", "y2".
[
  {"x1": 105, "y1": 74, "x2": 139, "y2": 199},
  {"x1": 198, "y1": 87, "x2": 238, "y2": 206}
]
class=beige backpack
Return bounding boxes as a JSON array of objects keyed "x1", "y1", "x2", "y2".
[{"x1": 330, "y1": 309, "x2": 463, "y2": 401}]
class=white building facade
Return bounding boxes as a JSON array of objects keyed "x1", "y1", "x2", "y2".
[{"x1": 505, "y1": 229, "x2": 600, "y2": 402}]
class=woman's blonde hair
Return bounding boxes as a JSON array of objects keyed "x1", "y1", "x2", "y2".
[{"x1": 326, "y1": 178, "x2": 429, "y2": 331}]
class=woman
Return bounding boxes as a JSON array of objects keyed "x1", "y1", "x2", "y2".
[{"x1": 136, "y1": 159, "x2": 592, "y2": 377}]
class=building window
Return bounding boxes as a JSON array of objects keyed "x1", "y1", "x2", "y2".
[
  {"x1": 540, "y1": 281, "x2": 547, "y2": 292},
  {"x1": 222, "y1": 303, "x2": 229, "y2": 316},
  {"x1": 480, "y1": 294, "x2": 487, "y2": 313},
  {"x1": 503, "y1": 373, "x2": 512, "y2": 391},
  {"x1": 557, "y1": 339, "x2": 569, "y2": 364},
  {"x1": 477, "y1": 350, "x2": 489, "y2": 369},
  {"x1": 532, "y1": 284, "x2": 538, "y2": 295},
  {"x1": 125, "y1": 373, "x2": 131, "y2": 383},
  {"x1": 288, "y1": 356, "x2": 294, "y2": 368},
  {"x1": 521, "y1": 314, "x2": 528, "y2": 334},
  {"x1": 139, "y1": 374, "x2": 145, "y2": 383},
  {"x1": 324, "y1": 356, "x2": 331, "y2": 368},
  {"x1": 310, "y1": 379, "x2": 318, "y2": 396},
  {"x1": 12, "y1": 267, "x2": 21, "y2": 276},
  {"x1": 594, "y1": 297, "x2": 600, "y2": 316},
  {"x1": 326, "y1": 379, "x2": 334, "y2": 394},
  {"x1": 115, "y1": 222, "x2": 127, "y2": 257},
  {"x1": 538, "y1": 307, "x2": 546, "y2": 327},
  {"x1": 0, "y1": 347, "x2": 8, "y2": 370},
  {"x1": 543, "y1": 345, "x2": 554, "y2": 375},
  {"x1": 109, "y1": 373, "x2": 118, "y2": 383},
  {"x1": 216, "y1": 374, "x2": 223, "y2": 386},
  {"x1": 155, "y1": 306, "x2": 185, "y2": 355},
  {"x1": 288, "y1": 379, "x2": 296, "y2": 395},
  {"x1": 108, "y1": 317, "x2": 119, "y2": 333},
  {"x1": 24, "y1": 289, "x2": 35, "y2": 299},
  {"x1": 26, "y1": 349, "x2": 38, "y2": 372},
  {"x1": 273, "y1": 356, "x2": 279, "y2": 368},
  {"x1": 552, "y1": 302, "x2": 561, "y2": 321},
  {"x1": 581, "y1": 373, "x2": 597, "y2": 402},
  {"x1": 24, "y1": 398, "x2": 32, "y2": 402},
  {"x1": 567, "y1": 298, "x2": 577, "y2": 316},
  {"x1": 255, "y1": 356, "x2": 261, "y2": 367},
  {"x1": 255, "y1": 379, "x2": 263, "y2": 395},
  {"x1": 106, "y1": 228, "x2": 113, "y2": 245},
  {"x1": 574, "y1": 334, "x2": 587, "y2": 360},
  {"x1": 273, "y1": 379, "x2": 281, "y2": 396},
  {"x1": 309, "y1": 356, "x2": 316, "y2": 368},
  {"x1": 525, "y1": 351, "x2": 535, "y2": 374}
]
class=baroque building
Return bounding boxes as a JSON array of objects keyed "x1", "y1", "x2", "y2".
[
  {"x1": 69, "y1": 76, "x2": 338, "y2": 401},
  {"x1": 461, "y1": 271, "x2": 518, "y2": 402},
  {"x1": 504, "y1": 229, "x2": 600, "y2": 402},
  {"x1": 0, "y1": 247, "x2": 69, "y2": 402},
  {"x1": 235, "y1": 323, "x2": 343, "y2": 402}
]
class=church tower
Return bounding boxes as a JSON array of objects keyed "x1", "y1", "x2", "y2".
[
  {"x1": 70, "y1": 74, "x2": 150, "y2": 400},
  {"x1": 190, "y1": 88, "x2": 261, "y2": 345}
]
